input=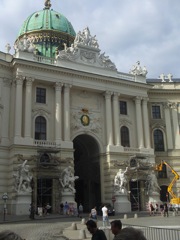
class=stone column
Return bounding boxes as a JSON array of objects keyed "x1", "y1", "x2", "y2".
[
  {"x1": 1, "y1": 78, "x2": 11, "y2": 143},
  {"x1": 105, "y1": 91, "x2": 113, "y2": 146},
  {"x1": 171, "y1": 103, "x2": 180, "y2": 149},
  {"x1": 55, "y1": 82, "x2": 63, "y2": 144},
  {"x1": 142, "y1": 98, "x2": 151, "y2": 148},
  {"x1": 15, "y1": 76, "x2": 24, "y2": 138},
  {"x1": 0, "y1": 77, "x2": 3, "y2": 101},
  {"x1": 24, "y1": 77, "x2": 34, "y2": 139},
  {"x1": 164, "y1": 103, "x2": 173, "y2": 149},
  {"x1": 63, "y1": 84, "x2": 71, "y2": 142},
  {"x1": 113, "y1": 92, "x2": 121, "y2": 145},
  {"x1": 135, "y1": 97, "x2": 144, "y2": 148}
]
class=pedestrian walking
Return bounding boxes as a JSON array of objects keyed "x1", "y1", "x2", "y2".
[
  {"x1": 86, "y1": 220, "x2": 107, "y2": 240},
  {"x1": 89, "y1": 206, "x2": 97, "y2": 222},
  {"x1": 60, "y1": 202, "x2": 64, "y2": 214},
  {"x1": 149, "y1": 202, "x2": 155, "y2": 216},
  {"x1": 160, "y1": 204, "x2": 164, "y2": 216},
  {"x1": 102, "y1": 204, "x2": 110, "y2": 227},
  {"x1": 164, "y1": 203, "x2": 169, "y2": 217},
  {"x1": 78, "y1": 203, "x2": 83, "y2": 218},
  {"x1": 155, "y1": 203, "x2": 159, "y2": 215}
]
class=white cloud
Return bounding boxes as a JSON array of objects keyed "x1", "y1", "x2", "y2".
[{"x1": 0, "y1": 0, "x2": 180, "y2": 78}]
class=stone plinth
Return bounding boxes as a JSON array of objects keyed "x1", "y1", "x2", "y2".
[
  {"x1": 149, "y1": 192, "x2": 161, "y2": 204},
  {"x1": 61, "y1": 191, "x2": 77, "y2": 207},
  {"x1": 114, "y1": 193, "x2": 131, "y2": 213},
  {"x1": 15, "y1": 193, "x2": 31, "y2": 215}
]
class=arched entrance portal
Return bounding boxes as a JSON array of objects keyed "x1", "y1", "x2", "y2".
[{"x1": 73, "y1": 134, "x2": 101, "y2": 212}]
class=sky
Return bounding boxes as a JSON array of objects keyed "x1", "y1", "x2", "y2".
[{"x1": 0, "y1": 0, "x2": 180, "y2": 78}]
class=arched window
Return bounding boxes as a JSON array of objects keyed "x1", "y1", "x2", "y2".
[
  {"x1": 154, "y1": 129, "x2": 164, "y2": 151},
  {"x1": 35, "y1": 116, "x2": 46, "y2": 140},
  {"x1": 121, "y1": 126, "x2": 130, "y2": 147}
]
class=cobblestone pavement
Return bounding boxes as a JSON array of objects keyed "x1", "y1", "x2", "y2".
[
  {"x1": 0, "y1": 213, "x2": 180, "y2": 240},
  {"x1": 0, "y1": 219, "x2": 71, "y2": 240}
]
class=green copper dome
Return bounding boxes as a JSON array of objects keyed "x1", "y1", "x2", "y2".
[
  {"x1": 18, "y1": 9, "x2": 76, "y2": 38},
  {"x1": 15, "y1": 1, "x2": 76, "y2": 58}
]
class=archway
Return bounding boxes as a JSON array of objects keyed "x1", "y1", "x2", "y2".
[{"x1": 73, "y1": 134, "x2": 101, "y2": 212}]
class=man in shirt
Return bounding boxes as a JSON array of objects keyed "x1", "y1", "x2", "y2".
[
  {"x1": 102, "y1": 205, "x2": 110, "y2": 227},
  {"x1": 86, "y1": 220, "x2": 107, "y2": 240},
  {"x1": 110, "y1": 220, "x2": 122, "y2": 240}
]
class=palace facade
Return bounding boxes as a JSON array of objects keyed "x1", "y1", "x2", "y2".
[{"x1": 0, "y1": 1, "x2": 180, "y2": 214}]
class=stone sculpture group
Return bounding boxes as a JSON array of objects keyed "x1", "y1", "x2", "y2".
[
  {"x1": 59, "y1": 166, "x2": 79, "y2": 193},
  {"x1": 13, "y1": 160, "x2": 32, "y2": 193}
]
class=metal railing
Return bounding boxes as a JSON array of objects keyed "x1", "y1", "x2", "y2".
[{"x1": 123, "y1": 224, "x2": 180, "y2": 240}]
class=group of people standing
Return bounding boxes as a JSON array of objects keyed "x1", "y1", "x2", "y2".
[
  {"x1": 89, "y1": 205, "x2": 110, "y2": 227},
  {"x1": 149, "y1": 202, "x2": 169, "y2": 217}
]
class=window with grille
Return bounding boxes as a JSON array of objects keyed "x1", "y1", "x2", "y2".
[
  {"x1": 35, "y1": 116, "x2": 46, "y2": 140},
  {"x1": 152, "y1": 106, "x2": 161, "y2": 119},
  {"x1": 154, "y1": 129, "x2": 164, "y2": 151},
  {"x1": 36, "y1": 87, "x2": 46, "y2": 103},
  {"x1": 120, "y1": 101, "x2": 127, "y2": 115},
  {"x1": 121, "y1": 126, "x2": 130, "y2": 147}
]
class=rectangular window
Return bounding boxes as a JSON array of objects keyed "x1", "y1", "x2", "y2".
[
  {"x1": 36, "y1": 87, "x2": 46, "y2": 103},
  {"x1": 120, "y1": 101, "x2": 127, "y2": 115},
  {"x1": 152, "y1": 106, "x2": 161, "y2": 119}
]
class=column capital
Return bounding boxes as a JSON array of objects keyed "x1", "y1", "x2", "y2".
[
  {"x1": 142, "y1": 97, "x2": 149, "y2": 105},
  {"x1": 163, "y1": 102, "x2": 176, "y2": 109},
  {"x1": 134, "y1": 96, "x2": 142, "y2": 104},
  {"x1": 113, "y1": 92, "x2": 120, "y2": 100},
  {"x1": 55, "y1": 82, "x2": 63, "y2": 91},
  {"x1": 104, "y1": 91, "x2": 113, "y2": 99},
  {"x1": 15, "y1": 75, "x2": 25, "y2": 85},
  {"x1": 26, "y1": 77, "x2": 34, "y2": 86}
]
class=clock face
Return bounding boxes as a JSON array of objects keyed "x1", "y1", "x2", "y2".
[
  {"x1": 81, "y1": 115, "x2": 90, "y2": 126},
  {"x1": 130, "y1": 158, "x2": 137, "y2": 167}
]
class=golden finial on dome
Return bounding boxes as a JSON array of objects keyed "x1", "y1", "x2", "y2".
[{"x1": 44, "y1": 0, "x2": 52, "y2": 9}]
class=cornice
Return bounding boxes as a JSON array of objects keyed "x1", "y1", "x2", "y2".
[{"x1": 11, "y1": 59, "x2": 152, "y2": 93}]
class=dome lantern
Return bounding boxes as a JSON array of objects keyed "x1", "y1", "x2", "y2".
[{"x1": 44, "y1": 0, "x2": 52, "y2": 10}]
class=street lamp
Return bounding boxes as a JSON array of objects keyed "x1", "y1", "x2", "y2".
[
  {"x1": 30, "y1": 178, "x2": 35, "y2": 220},
  {"x1": 2, "y1": 192, "x2": 8, "y2": 221}
]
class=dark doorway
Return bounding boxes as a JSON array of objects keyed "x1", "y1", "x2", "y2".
[
  {"x1": 37, "y1": 178, "x2": 52, "y2": 211},
  {"x1": 130, "y1": 181, "x2": 141, "y2": 211},
  {"x1": 73, "y1": 135, "x2": 101, "y2": 212},
  {"x1": 160, "y1": 185, "x2": 169, "y2": 202}
]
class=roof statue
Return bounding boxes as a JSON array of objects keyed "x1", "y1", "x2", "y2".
[
  {"x1": 167, "y1": 73, "x2": 173, "y2": 82},
  {"x1": 56, "y1": 27, "x2": 117, "y2": 71},
  {"x1": 14, "y1": 35, "x2": 36, "y2": 53},
  {"x1": 44, "y1": 0, "x2": 52, "y2": 9},
  {"x1": 159, "y1": 73, "x2": 166, "y2": 82},
  {"x1": 129, "y1": 61, "x2": 148, "y2": 77}
]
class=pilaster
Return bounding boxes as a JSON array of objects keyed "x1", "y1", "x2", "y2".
[
  {"x1": 14, "y1": 76, "x2": 24, "y2": 142},
  {"x1": 163, "y1": 103, "x2": 173, "y2": 149},
  {"x1": 24, "y1": 77, "x2": 34, "y2": 142},
  {"x1": 104, "y1": 91, "x2": 113, "y2": 146},
  {"x1": 113, "y1": 92, "x2": 121, "y2": 146},
  {"x1": 135, "y1": 96, "x2": 144, "y2": 148},
  {"x1": 55, "y1": 82, "x2": 63, "y2": 144},
  {"x1": 142, "y1": 98, "x2": 151, "y2": 148},
  {"x1": 63, "y1": 84, "x2": 72, "y2": 144}
]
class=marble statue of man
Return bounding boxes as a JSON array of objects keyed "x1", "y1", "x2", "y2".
[
  {"x1": 13, "y1": 160, "x2": 32, "y2": 193},
  {"x1": 114, "y1": 167, "x2": 129, "y2": 194},
  {"x1": 59, "y1": 166, "x2": 79, "y2": 193},
  {"x1": 146, "y1": 171, "x2": 161, "y2": 194}
]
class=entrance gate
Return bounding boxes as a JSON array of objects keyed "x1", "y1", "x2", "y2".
[
  {"x1": 37, "y1": 178, "x2": 53, "y2": 211},
  {"x1": 73, "y1": 134, "x2": 101, "y2": 212}
]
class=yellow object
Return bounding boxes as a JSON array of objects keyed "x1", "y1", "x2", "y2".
[{"x1": 156, "y1": 160, "x2": 180, "y2": 204}]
